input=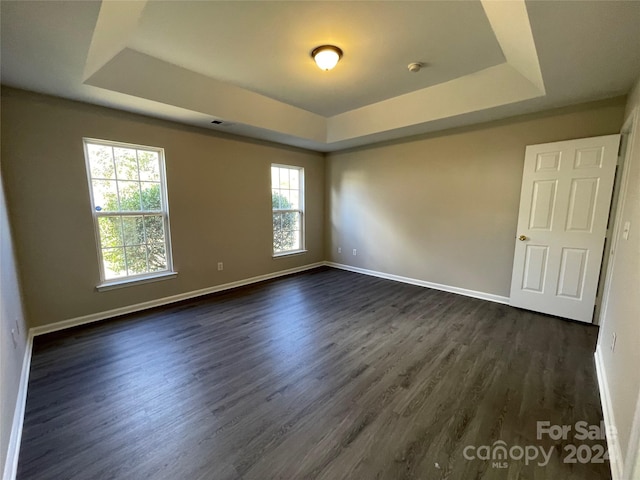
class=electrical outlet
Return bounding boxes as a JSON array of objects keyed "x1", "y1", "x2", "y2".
[
  {"x1": 352, "y1": 249, "x2": 357, "y2": 256},
  {"x1": 11, "y1": 328, "x2": 17, "y2": 348},
  {"x1": 217, "y1": 262, "x2": 224, "y2": 271},
  {"x1": 338, "y1": 247, "x2": 341, "y2": 254},
  {"x1": 622, "y1": 221, "x2": 631, "y2": 240},
  {"x1": 611, "y1": 333, "x2": 617, "y2": 352}
]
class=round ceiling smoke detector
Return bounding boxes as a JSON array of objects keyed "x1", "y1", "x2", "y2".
[{"x1": 408, "y1": 62, "x2": 423, "y2": 73}]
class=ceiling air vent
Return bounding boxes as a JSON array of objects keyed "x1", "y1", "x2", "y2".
[{"x1": 211, "y1": 120, "x2": 223, "y2": 125}]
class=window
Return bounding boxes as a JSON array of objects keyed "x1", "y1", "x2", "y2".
[
  {"x1": 271, "y1": 164, "x2": 304, "y2": 255},
  {"x1": 83, "y1": 138, "x2": 174, "y2": 287}
]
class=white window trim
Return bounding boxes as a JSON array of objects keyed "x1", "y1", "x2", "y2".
[
  {"x1": 273, "y1": 249, "x2": 308, "y2": 259},
  {"x1": 271, "y1": 163, "x2": 305, "y2": 256},
  {"x1": 96, "y1": 271, "x2": 178, "y2": 292},
  {"x1": 83, "y1": 138, "x2": 176, "y2": 289}
]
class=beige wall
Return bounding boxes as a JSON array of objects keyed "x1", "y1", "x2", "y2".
[
  {"x1": 596, "y1": 77, "x2": 640, "y2": 479},
  {"x1": 0, "y1": 85, "x2": 634, "y2": 478},
  {"x1": 326, "y1": 98, "x2": 626, "y2": 297},
  {"x1": 0, "y1": 88, "x2": 324, "y2": 328},
  {"x1": 0, "y1": 167, "x2": 28, "y2": 477}
]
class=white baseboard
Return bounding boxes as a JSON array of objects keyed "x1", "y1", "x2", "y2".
[
  {"x1": 325, "y1": 262, "x2": 510, "y2": 305},
  {"x1": 31, "y1": 262, "x2": 325, "y2": 337},
  {"x1": 2, "y1": 331, "x2": 33, "y2": 480},
  {"x1": 595, "y1": 346, "x2": 623, "y2": 480},
  {"x1": 6, "y1": 262, "x2": 616, "y2": 480},
  {"x1": 30, "y1": 261, "x2": 511, "y2": 338}
]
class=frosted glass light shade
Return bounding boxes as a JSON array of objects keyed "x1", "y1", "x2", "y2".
[{"x1": 312, "y1": 45, "x2": 343, "y2": 71}]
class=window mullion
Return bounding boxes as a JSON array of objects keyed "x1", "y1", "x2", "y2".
[
  {"x1": 122, "y1": 240, "x2": 130, "y2": 276},
  {"x1": 97, "y1": 210, "x2": 162, "y2": 216},
  {"x1": 272, "y1": 209, "x2": 301, "y2": 214},
  {"x1": 135, "y1": 148, "x2": 144, "y2": 212}
]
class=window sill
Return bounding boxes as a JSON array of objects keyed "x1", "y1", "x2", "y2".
[
  {"x1": 96, "y1": 271, "x2": 178, "y2": 292},
  {"x1": 272, "y1": 249, "x2": 308, "y2": 259}
]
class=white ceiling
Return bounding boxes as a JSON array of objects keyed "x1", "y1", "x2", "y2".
[
  {"x1": 2, "y1": 1, "x2": 639, "y2": 152},
  {"x1": 131, "y1": 1, "x2": 505, "y2": 117}
]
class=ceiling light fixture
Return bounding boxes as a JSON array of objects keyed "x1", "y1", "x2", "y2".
[{"x1": 312, "y1": 45, "x2": 343, "y2": 71}]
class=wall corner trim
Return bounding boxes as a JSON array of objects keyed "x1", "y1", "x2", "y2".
[
  {"x1": 3, "y1": 332, "x2": 33, "y2": 480},
  {"x1": 595, "y1": 346, "x2": 624, "y2": 480},
  {"x1": 324, "y1": 262, "x2": 510, "y2": 305}
]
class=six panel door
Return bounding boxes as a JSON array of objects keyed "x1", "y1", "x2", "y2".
[{"x1": 509, "y1": 134, "x2": 620, "y2": 323}]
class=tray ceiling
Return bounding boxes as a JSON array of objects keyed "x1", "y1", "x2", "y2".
[{"x1": 2, "y1": 1, "x2": 639, "y2": 151}]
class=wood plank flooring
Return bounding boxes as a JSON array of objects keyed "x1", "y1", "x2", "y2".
[{"x1": 17, "y1": 267, "x2": 610, "y2": 479}]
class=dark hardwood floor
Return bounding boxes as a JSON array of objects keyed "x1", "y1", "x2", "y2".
[{"x1": 18, "y1": 267, "x2": 610, "y2": 480}]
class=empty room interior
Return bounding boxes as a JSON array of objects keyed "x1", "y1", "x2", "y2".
[{"x1": 2, "y1": 1, "x2": 640, "y2": 479}]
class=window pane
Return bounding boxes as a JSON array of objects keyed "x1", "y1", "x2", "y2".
[
  {"x1": 88, "y1": 145, "x2": 115, "y2": 179},
  {"x1": 290, "y1": 230, "x2": 301, "y2": 250},
  {"x1": 271, "y1": 167, "x2": 279, "y2": 189},
  {"x1": 126, "y1": 246, "x2": 148, "y2": 275},
  {"x1": 141, "y1": 183, "x2": 161, "y2": 210},
  {"x1": 272, "y1": 190, "x2": 282, "y2": 209},
  {"x1": 98, "y1": 216, "x2": 123, "y2": 248},
  {"x1": 92, "y1": 180, "x2": 119, "y2": 211},
  {"x1": 273, "y1": 229, "x2": 290, "y2": 253},
  {"x1": 147, "y1": 244, "x2": 167, "y2": 272},
  {"x1": 144, "y1": 215, "x2": 165, "y2": 244},
  {"x1": 138, "y1": 151, "x2": 160, "y2": 181},
  {"x1": 289, "y1": 191, "x2": 299, "y2": 209},
  {"x1": 279, "y1": 168, "x2": 290, "y2": 189},
  {"x1": 122, "y1": 216, "x2": 145, "y2": 246},
  {"x1": 275, "y1": 190, "x2": 291, "y2": 209},
  {"x1": 290, "y1": 169, "x2": 299, "y2": 190},
  {"x1": 114, "y1": 148, "x2": 139, "y2": 180},
  {"x1": 282, "y1": 211, "x2": 299, "y2": 231},
  {"x1": 118, "y1": 181, "x2": 142, "y2": 211},
  {"x1": 273, "y1": 211, "x2": 300, "y2": 253},
  {"x1": 102, "y1": 247, "x2": 127, "y2": 279}
]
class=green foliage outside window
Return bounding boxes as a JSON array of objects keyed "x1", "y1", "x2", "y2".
[
  {"x1": 100, "y1": 183, "x2": 167, "y2": 276},
  {"x1": 87, "y1": 141, "x2": 170, "y2": 280},
  {"x1": 272, "y1": 191, "x2": 299, "y2": 253}
]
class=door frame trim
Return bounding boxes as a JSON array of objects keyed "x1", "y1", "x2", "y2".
[
  {"x1": 597, "y1": 108, "x2": 637, "y2": 326},
  {"x1": 595, "y1": 106, "x2": 640, "y2": 480}
]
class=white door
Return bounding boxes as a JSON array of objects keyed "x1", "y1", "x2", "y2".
[{"x1": 510, "y1": 134, "x2": 620, "y2": 323}]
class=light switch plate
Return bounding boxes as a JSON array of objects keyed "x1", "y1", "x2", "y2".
[{"x1": 622, "y1": 221, "x2": 631, "y2": 240}]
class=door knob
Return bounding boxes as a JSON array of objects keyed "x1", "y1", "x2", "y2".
[{"x1": 518, "y1": 235, "x2": 528, "y2": 241}]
